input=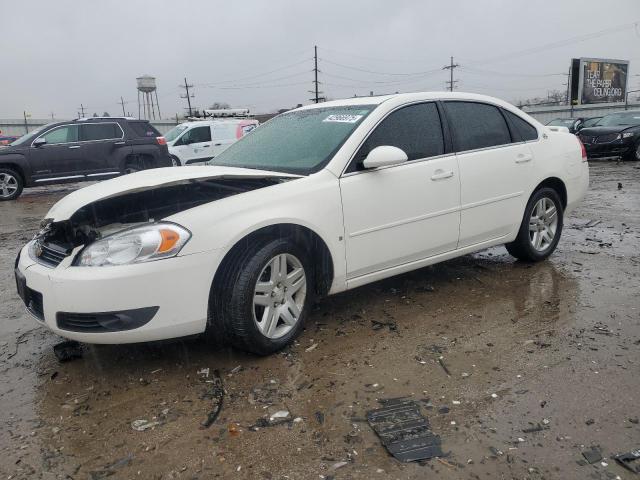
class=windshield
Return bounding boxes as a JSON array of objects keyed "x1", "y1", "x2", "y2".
[
  {"x1": 209, "y1": 105, "x2": 375, "y2": 174},
  {"x1": 9, "y1": 123, "x2": 56, "y2": 146},
  {"x1": 547, "y1": 119, "x2": 575, "y2": 126},
  {"x1": 595, "y1": 112, "x2": 640, "y2": 127},
  {"x1": 164, "y1": 124, "x2": 189, "y2": 142}
]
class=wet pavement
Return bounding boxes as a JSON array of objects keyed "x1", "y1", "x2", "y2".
[{"x1": 1, "y1": 162, "x2": 639, "y2": 479}]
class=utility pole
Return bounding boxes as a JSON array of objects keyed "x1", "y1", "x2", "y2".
[
  {"x1": 564, "y1": 66, "x2": 572, "y2": 106},
  {"x1": 442, "y1": 56, "x2": 459, "y2": 92},
  {"x1": 78, "y1": 103, "x2": 86, "y2": 118},
  {"x1": 179, "y1": 77, "x2": 194, "y2": 117},
  {"x1": 120, "y1": 96, "x2": 127, "y2": 116},
  {"x1": 309, "y1": 46, "x2": 324, "y2": 103},
  {"x1": 23, "y1": 111, "x2": 29, "y2": 134}
]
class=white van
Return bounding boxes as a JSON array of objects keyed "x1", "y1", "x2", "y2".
[{"x1": 165, "y1": 118, "x2": 259, "y2": 166}]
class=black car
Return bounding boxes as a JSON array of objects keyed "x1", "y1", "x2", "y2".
[
  {"x1": 546, "y1": 117, "x2": 584, "y2": 134},
  {"x1": 0, "y1": 117, "x2": 172, "y2": 200},
  {"x1": 578, "y1": 110, "x2": 640, "y2": 161}
]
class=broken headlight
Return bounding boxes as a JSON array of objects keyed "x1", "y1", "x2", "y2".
[{"x1": 76, "y1": 223, "x2": 191, "y2": 267}]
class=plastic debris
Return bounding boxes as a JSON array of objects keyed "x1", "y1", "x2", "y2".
[
  {"x1": 305, "y1": 343, "x2": 318, "y2": 352},
  {"x1": 131, "y1": 419, "x2": 160, "y2": 431},
  {"x1": 53, "y1": 340, "x2": 84, "y2": 362},
  {"x1": 367, "y1": 398, "x2": 443, "y2": 462},
  {"x1": 270, "y1": 410, "x2": 290, "y2": 422},
  {"x1": 582, "y1": 446, "x2": 603, "y2": 464},
  {"x1": 612, "y1": 448, "x2": 640, "y2": 473}
]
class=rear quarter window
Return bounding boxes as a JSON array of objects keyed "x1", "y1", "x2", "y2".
[
  {"x1": 128, "y1": 121, "x2": 160, "y2": 138},
  {"x1": 504, "y1": 110, "x2": 539, "y2": 141}
]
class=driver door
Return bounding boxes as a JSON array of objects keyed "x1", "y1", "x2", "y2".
[
  {"x1": 339, "y1": 102, "x2": 461, "y2": 281},
  {"x1": 28, "y1": 124, "x2": 85, "y2": 179},
  {"x1": 174, "y1": 125, "x2": 213, "y2": 165}
]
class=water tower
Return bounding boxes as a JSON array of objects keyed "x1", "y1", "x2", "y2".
[{"x1": 136, "y1": 75, "x2": 161, "y2": 120}]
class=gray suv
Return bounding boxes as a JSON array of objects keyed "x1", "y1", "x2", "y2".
[{"x1": 0, "y1": 117, "x2": 172, "y2": 200}]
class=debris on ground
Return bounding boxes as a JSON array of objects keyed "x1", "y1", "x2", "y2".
[
  {"x1": 371, "y1": 319, "x2": 397, "y2": 332},
  {"x1": 200, "y1": 369, "x2": 224, "y2": 429},
  {"x1": 612, "y1": 448, "x2": 640, "y2": 473},
  {"x1": 367, "y1": 398, "x2": 443, "y2": 462},
  {"x1": 88, "y1": 454, "x2": 133, "y2": 479},
  {"x1": 131, "y1": 419, "x2": 161, "y2": 431},
  {"x1": 305, "y1": 343, "x2": 318, "y2": 352},
  {"x1": 437, "y1": 356, "x2": 451, "y2": 376},
  {"x1": 269, "y1": 410, "x2": 290, "y2": 422},
  {"x1": 52, "y1": 340, "x2": 84, "y2": 362},
  {"x1": 582, "y1": 446, "x2": 603, "y2": 464}
]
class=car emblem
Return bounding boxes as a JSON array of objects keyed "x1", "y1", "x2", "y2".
[{"x1": 592, "y1": 137, "x2": 597, "y2": 143}]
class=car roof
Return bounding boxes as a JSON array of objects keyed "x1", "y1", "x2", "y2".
[
  {"x1": 295, "y1": 91, "x2": 523, "y2": 111},
  {"x1": 179, "y1": 119, "x2": 257, "y2": 126}
]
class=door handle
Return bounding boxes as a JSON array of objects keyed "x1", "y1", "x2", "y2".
[
  {"x1": 430, "y1": 170, "x2": 454, "y2": 181},
  {"x1": 68, "y1": 145, "x2": 81, "y2": 149},
  {"x1": 515, "y1": 153, "x2": 533, "y2": 163},
  {"x1": 214, "y1": 143, "x2": 222, "y2": 146},
  {"x1": 202, "y1": 145, "x2": 210, "y2": 148}
]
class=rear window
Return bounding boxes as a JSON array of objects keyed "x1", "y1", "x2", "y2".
[{"x1": 128, "y1": 121, "x2": 160, "y2": 138}]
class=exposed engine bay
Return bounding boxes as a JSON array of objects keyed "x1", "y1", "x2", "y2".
[{"x1": 32, "y1": 177, "x2": 289, "y2": 262}]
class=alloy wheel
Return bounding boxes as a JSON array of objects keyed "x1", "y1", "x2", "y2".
[
  {"x1": 252, "y1": 253, "x2": 307, "y2": 339},
  {"x1": 529, "y1": 197, "x2": 558, "y2": 252},
  {"x1": 0, "y1": 173, "x2": 18, "y2": 199}
]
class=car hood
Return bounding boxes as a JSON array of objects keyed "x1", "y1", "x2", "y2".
[
  {"x1": 46, "y1": 165, "x2": 302, "y2": 221},
  {"x1": 578, "y1": 126, "x2": 636, "y2": 136}
]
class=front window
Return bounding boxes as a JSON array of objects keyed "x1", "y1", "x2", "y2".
[
  {"x1": 164, "y1": 124, "x2": 188, "y2": 142},
  {"x1": 210, "y1": 105, "x2": 375, "y2": 175},
  {"x1": 9, "y1": 124, "x2": 56, "y2": 147},
  {"x1": 39, "y1": 125, "x2": 79, "y2": 144},
  {"x1": 595, "y1": 112, "x2": 640, "y2": 127}
]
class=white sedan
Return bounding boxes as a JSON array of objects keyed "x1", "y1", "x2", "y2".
[{"x1": 15, "y1": 92, "x2": 589, "y2": 355}]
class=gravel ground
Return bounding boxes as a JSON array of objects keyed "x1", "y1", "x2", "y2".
[{"x1": 0, "y1": 161, "x2": 639, "y2": 480}]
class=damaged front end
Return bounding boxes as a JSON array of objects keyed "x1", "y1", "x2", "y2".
[{"x1": 30, "y1": 176, "x2": 289, "y2": 268}]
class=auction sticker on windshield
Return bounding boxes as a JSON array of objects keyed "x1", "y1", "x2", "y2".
[{"x1": 323, "y1": 114, "x2": 363, "y2": 123}]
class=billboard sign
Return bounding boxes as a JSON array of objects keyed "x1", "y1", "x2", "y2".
[{"x1": 571, "y1": 58, "x2": 629, "y2": 105}]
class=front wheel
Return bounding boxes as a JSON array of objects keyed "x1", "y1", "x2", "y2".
[
  {"x1": 213, "y1": 238, "x2": 313, "y2": 355},
  {"x1": 624, "y1": 141, "x2": 640, "y2": 161},
  {"x1": 0, "y1": 168, "x2": 24, "y2": 201},
  {"x1": 505, "y1": 187, "x2": 563, "y2": 262},
  {"x1": 170, "y1": 155, "x2": 181, "y2": 167}
]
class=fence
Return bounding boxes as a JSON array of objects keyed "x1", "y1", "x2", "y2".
[{"x1": 522, "y1": 101, "x2": 640, "y2": 124}]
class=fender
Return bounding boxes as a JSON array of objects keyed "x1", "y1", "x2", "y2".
[{"x1": 0, "y1": 152, "x2": 33, "y2": 185}]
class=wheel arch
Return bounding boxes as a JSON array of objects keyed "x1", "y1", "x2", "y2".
[
  {"x1": 213, "y1": 222, "x2": 335, "y2": 299},
  {"x1": 0, "y1": 161, "x2": 27, "y2": 185},
  {"x1": 533, "y1": 177, "x2": 567, "y2": 209}
]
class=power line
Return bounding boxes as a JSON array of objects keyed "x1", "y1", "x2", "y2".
[
  {"x1": 459, "y1": 65, "x2": 566, "y2": 78},
  {"x1": 442, "y1": 56, "x2": 459, "y2": 92},
  {"x1": 320, "y1": 58, "x2": 442, "y2": 76},
  {"x1": 196, "y1": 58, "x2": 311, "y2": 86}
]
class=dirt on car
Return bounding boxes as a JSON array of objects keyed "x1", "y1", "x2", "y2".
[{"x1": 1, "y1": 162, "x2": 639, "y2": 479}]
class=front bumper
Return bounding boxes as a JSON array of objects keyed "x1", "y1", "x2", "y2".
[
  {"x1": 583, "y1": 139, "x2": 634, "y2": 158},
  {"x1": 15, "y1": 243, "x2": 222, "y2": 344}
]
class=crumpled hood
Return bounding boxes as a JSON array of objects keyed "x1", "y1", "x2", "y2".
[{"x1": 46, "y1": 165, "x2": 301, "y2": 221}]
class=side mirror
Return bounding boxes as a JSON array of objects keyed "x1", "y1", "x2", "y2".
[
  {"x1": 362, "y1": 145, "x2": 408, "y2": 169},
  {"x1": 33, "y1": 138, "x2": 47, "y2": 147}
]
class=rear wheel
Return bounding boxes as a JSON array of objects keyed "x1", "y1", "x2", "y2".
[
  {"x1": 211, "y1": 238, "x2": 312, "y2": 355},
  {"x1": 170, "y1": 155, "x2": 181, "y2": 167},
  {"x1": 0, "y1": 168, "x2": 23, "y2": 201},
  {"x1": 505, "y1": 187, "x2": 563, "y2": 262}
]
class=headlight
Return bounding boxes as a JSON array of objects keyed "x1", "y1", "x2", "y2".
[
  {"x1": 76, "y1": 223, "x2": 191, "y2": 267},
  {"x1": 621, "y1": 132, "x2": 634, "y2": 139}
]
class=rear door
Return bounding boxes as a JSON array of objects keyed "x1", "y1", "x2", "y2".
[
  {"x1": 443, "y1": 101, "x2": 535, "y2": 248},
  {"x1": 211, "y1": 123, "x2": 238, "y2": 157},
  {"x1": 28, "y1": 124, "x2": 85, "y2": 179},
  {"x1": 340, "y1": 102, "x2": 460, "y2": 280},
  {"x1": 79, "y1": 122, "x2": 126, "y2": 177}
]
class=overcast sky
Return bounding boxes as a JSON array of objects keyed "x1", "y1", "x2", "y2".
[{"x1": 1, "y1": 0, "x2": 639, "y2": 119}]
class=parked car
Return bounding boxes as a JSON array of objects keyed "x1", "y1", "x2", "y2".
[
  {"x1": 0, "y1": 117, "x2": 172, "y2": 201},
  {"x1": 15, "y1": 92, "x2": 588, "y2": 355},
  {"x1": 0, "y1": 132, "x2": 19, "y2": 146},
  {"x1": 579, "y1": 116, "x2": 602, "y2": 129},
  {"x1": 578, "y1": 110, "x2": 640, "y2": 160},
  {"x1": 546, "y1": 117, "x2": 585, "y2": 134},
  {"x1": 165, "y1": 118, "x2": 259, "y2": 166}
]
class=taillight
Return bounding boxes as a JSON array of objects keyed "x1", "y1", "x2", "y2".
[
  {"x1": 578, "y1": 138, "x2": 587, "y2": 162},
  {"x1": 156, "y1": 136, "x2": 167, "y2": 145}
]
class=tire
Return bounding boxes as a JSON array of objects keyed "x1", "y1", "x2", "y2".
[
  {"x1": 0, "y1": 168, "x2": 24, "y2": 201},
  {"x1": 211, "y1": 238, "x2": 313, "y2": 355},
  {"x1": 624, "y1": 141, "x2": 640, "y2": 161},
  {"x1": 505, "y1": 187, "x2": 563, "y2": 262},
  {"x1": 170, "y1": 155, "x2": 181, "y2": 167}
]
